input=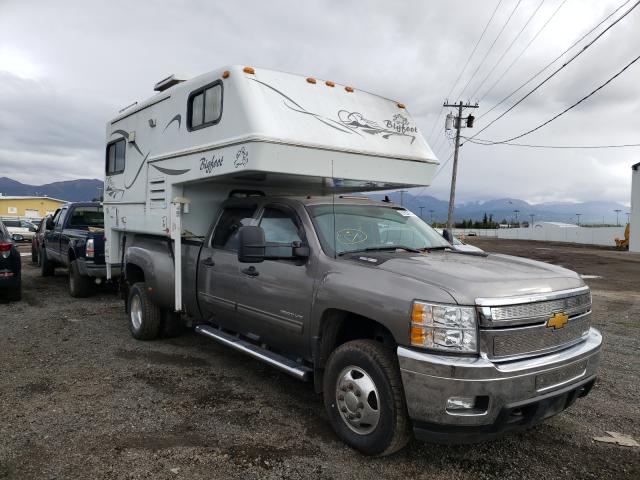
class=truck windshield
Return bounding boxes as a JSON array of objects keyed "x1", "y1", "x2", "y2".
[
  {"x1": 307, "y1": 204, "x2": 451, "y2": 256},
  {"x1": 68, "y1": 207, "x2": 104, "y2": 228}
]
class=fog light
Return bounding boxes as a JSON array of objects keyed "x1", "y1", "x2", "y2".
[{"x1": 446, "y1": 396, "x2": 476, "y2": 410}]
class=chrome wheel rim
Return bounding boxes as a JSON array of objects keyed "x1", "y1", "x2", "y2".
[
  {"x1": 335, "y1": 365, "x2": 380, "y2": 435},
  {"x1": 130, "y1": 294, "x2": 143, "y2": 330}
]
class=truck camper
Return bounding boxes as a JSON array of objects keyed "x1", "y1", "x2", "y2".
[{"x1": 105, "y1": 66, "x2": 601, "y2": 455}]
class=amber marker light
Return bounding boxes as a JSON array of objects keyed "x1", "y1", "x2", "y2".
[
  {"x1": 411, "y1": 326, "x2": 426, "y2": 346},
  {"x1": 411, "y1": 302, "x2": 426, "y2": 324},
  {"x1": 325, "y1": 80, "x2": 335, "y2": 87},
  {"x1": 306, "y1": 77, "x2": 317, "y2": 84},
  {"x1": 397, "y1": 103, "x2": 406, "y2": 109},
  {"x1": 243, "y1": 66, "x2": 255, "y2": 74},
  {"x1": 345, "y1": 86, "x2": 354, "y2": 92},
  {"x1": 222, "y1": 70, "x2": 230, "y2": 79}
]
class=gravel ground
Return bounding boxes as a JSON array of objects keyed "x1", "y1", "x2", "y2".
[{"x1": 1, "y1": 240, "x2": 639, "y2": 479}]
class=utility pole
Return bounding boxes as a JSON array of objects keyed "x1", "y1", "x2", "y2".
[
  {"x1": 575, "y1": 213, "x2": 581, "y2": 226},
  {"x1": 529, "y1": 214, "x2": 535, "y2": 228},
  {"x1": 443, "y1": 100, "x2": 479, "y2": 231},
  {"x1": 419, "y1": 206, "x2": 425, "y2": 220},
  {"x1": 513, "y1": 209, "x2": 520, "y2": 227},
  {"x1": 429, "y1": 209, "x2": 435, "y2": 225},
  {"x1": 614, "y1": 209, "x2": 621, "y2": 226},
  {"x1": 398, "y1": 190, "x2": 408, "y2": 207}
]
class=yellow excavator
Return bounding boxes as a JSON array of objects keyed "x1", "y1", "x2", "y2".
[{"x1": 615, "y1": 223, "x2": 630, "y2": 249}]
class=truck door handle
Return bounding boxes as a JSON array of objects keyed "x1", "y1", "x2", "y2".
[
  {"x1": 201, "y1": 257, "x2": 215, "y2": 267},
  {"x1": 241, "y1": 266, "x2": 259, "y2": 277}
]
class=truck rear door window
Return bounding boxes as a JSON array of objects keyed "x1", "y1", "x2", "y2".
[
  {"x1": 188, "y1": 81, "x2": 223, "y2": 130},
  {"x1": 211, "y1": 206, "x2": 256, "y2": 251}
]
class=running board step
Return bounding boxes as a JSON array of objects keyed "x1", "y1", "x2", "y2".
[{"x1": 195, "y1": 325, "x2": 312, "y2": 381}]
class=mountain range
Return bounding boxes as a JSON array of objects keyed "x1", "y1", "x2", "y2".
[
  {"x1": 0, "y1": 177, "x2": 629, "y2": 224},
  {"x1": 367, "y1": 192, "x2": 629, "y2": 225},
  {"x1": 0, "y1": 177, "x2": 103, "y2": 202}
]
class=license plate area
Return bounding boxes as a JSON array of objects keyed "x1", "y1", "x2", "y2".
[{"x1": 535, "y1": 360, "x2": 588, "y2": 392}]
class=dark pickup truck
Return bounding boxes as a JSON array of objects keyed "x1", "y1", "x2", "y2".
[
  {"x1": 40, "y1": 202, "x2": 114, "y2": 297},
  {"x1": 120, "y1": 195, "x2": 601, "y2": 455}
]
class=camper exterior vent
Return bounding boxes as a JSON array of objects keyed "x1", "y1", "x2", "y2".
[{"x1": 153, "y1": 74, "x2": 188, "y2": 92}]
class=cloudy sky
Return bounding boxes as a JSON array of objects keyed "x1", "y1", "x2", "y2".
[{"x1": 0, "y1": 0, "x2": 638, "y2": 205}]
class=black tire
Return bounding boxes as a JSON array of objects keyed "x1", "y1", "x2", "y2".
[
  {"x1": 161, "y1": 309, "x2": 183, "y2": 338},
  {"x1": 7, "y1": 284, "x2": 21, "y2": 302},
  {"x1": 31, "y1": 245, "x2": 38, "y2": 263},
  {"x1": 323, "y1": 340, "x2": 411, "y2": 456},
  {"x1": 40, "y1": 246, "x2": 55, "y2": 277},
  {"x1": 68, "y1": 260, "x2": 91, "y2": 298},
  {"x1": 128, "y1": 282, "x2": 162, "y2": 340}
]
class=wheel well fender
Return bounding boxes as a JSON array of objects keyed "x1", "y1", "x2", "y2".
[
  {"x1": 124, "y1": 244, "x2": 174, "y2": 310},
  {"x1": 313, "y1": 309, "x2": 398, "y2": 393}
]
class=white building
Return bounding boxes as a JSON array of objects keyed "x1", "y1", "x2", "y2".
[{"x1": 630, "y1": 161, "x2": 639, "y2": 253}]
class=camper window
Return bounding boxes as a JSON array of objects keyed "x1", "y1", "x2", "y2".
[
  {"x1": 106, "y1": 138, "x2": 126, "y2": 175},
  {"x1": 188, "y1": 81, "x2": 223, "y2": 131}
]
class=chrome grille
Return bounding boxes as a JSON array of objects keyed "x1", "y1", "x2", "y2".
[
  {"x1": 489, "y1": 313, "x2": 591, "y2": 359},
  {"x1": 490, "y1": 293, "x2": 591, "y2": 322}
]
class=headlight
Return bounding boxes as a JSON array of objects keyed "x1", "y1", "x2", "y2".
[{"x1": 410, "y1": 301, "x2": 477, "y2": 353}]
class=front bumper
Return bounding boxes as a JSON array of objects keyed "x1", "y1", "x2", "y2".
[{"x1": 398, "y1": 328, "x2": 602, "y2": 443}]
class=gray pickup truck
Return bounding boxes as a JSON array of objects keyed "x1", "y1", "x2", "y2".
[{"x1": 121, "y1": 195, "x2": 601, "y2": 455}]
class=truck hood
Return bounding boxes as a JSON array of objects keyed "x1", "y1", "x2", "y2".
[{"x1": 375, "y1": 251, "x2": 584, "y2": 305}]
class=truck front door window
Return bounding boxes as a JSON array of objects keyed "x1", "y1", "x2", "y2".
[{"x1": 259, "y1": 206, "x2": 303, "y2": 258}]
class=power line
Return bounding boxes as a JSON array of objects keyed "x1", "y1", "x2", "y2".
[
  {"x1": 469, "y1": 0, "x2": 640, "y2": 140},
  {"x1": 464, "y1": 52, "x2": 640, "y2": 145},
  {"x1": 478, "y1": 0, "x2": 568, "y2": 103},
  {"x1": 457, "y1": 0, "x2": 523, "y2": 99},
  {"x1": 468, "y1": 0, "x2": 546, "y2": 101},
  {"x1": 426, "y1": 0, "x2": 504, "y2": 142},
  {"x1": 462, "y1": 138, "x2": 640, "y2": 148},
  {"x1": 477, "y1": 0, "x2": 634, "y2": 121}
]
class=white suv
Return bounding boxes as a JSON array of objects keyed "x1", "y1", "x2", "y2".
[{"x1": 1, "y1": 218, "x2": 37, "y2": 242}]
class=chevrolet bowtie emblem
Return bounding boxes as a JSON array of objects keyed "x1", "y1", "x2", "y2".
[{"x1": 547, "y1": 312, "x2": 569, "y2": 329}]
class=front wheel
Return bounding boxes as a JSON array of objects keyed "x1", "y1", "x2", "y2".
[{"x1": 323, "y1": 340, "x2": 411, "y2": 456}]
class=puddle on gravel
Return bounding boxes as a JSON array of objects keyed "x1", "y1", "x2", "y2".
[
  {"x1": 115, "y1": 348, "x2": 209, "y2": 367},
  {"x1": 112, "y1": 432, "x2": 212, "y2": 451},
  {"x1": 17, "y1": 379, "x2": 55, "y2": 396}
]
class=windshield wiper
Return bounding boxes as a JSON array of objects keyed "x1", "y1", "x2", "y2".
[
  {"x1": 420, "y1": 246, "x2": 450, "y2": 252},
  {"x1": 339, "y1": 246, "x2": 423, "y2": 256}
]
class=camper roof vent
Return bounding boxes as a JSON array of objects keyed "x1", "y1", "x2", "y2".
[{"x1": 154, "y1": 74, "x2": 188, "y2": 92}]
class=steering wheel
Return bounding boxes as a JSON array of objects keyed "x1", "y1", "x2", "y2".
[{"x1": 337, "y1": 228, "x2": 367, "y2": 245}]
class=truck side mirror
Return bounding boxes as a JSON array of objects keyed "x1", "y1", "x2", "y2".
[
  {"x1": 238, "y1": 226, "x2": 265, "y2": 263},
  {"x1": 442, "y1": 228, "x2": 453, "y2": 243},
  {"x1": 292, "y1": 241, "x2": 310, "y2": 259},
  {"x1": 46, "y1": 217, "x2": 55, "y2": 230}
]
